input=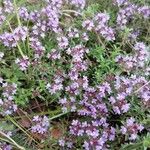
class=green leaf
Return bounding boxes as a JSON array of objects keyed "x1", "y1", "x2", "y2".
[{"x1": 143, "y1": 135, "x2": 150, "y2": 148}]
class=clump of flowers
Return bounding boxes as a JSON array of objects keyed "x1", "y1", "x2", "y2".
[
  {"x1": 0, "y1": 80, "x2": 17, "y2": 115},
  {"x1": 0, "y1": 0, "x2": 149, "y2": 149},
  {"x1": 94, "y1": 13, "x2": 115, "y2": 41},
  {"x1": 82, "y1": 12, "x2": 115, "y2": 41},
  {"x1": 31, "y1": 116, "x2": 50, "y2": 134},
  {"x1": 19, "y1": 7, "x2": 29, "y2": 21},
  {"x1": 47, "y1": 49, "x2": 61, "y2": 60},
  {"x1": 15, "y1": 56, "x2": 30, "y2": 71},
  {"x1": 13, "y1": 26, "x2": 28, "y2": 42},
  {"x1": 0, "y1": 143, "x2": 12, "y2": 150},
  {"x1": 121, "y1": 117, "x2": 144, "y2": 140},
  {"x1": 117, "y1": 3, "x2": 137, "y2": 28},
  {"x1": 138, "y1": 6, "x2": 150, "y2": 19},
  {"x1": 46, "y1": 70, "x2": 65, "y2": 95},
  {"x1": 0, "y1": 8, "x2": 6, "y2": 26},
  {"x1": 30, "y1": 37, "x2": 45, "y2": 58},
  {"x1": 69, "y1": 0, "x2": 86, "y2": 10},
  {"x1": 0, "y1": 26, "x2": 28, "y2": 48},
  {"x1": 0, "y1": 32, "x2": 17, "y2": 47},
  {"x1": 57, "y1": 36, "x2": 69, "y2": 49},
  {"x1": 115, "y1": 42, "x2": 149, "y2": 71},
  {"x1": 67, "y1": 28, "x2": 79, "y2": 38},
  {"x1": 3, "y1": 0, "x2": 14, "y2": 14}
]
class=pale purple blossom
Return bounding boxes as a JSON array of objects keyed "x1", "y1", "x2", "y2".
[
  {"x1": 138, "y1": 6, "x2": 150, "y2": 19},
  {"x1": 82, "y1": 20, "x2": 94, "y2": 31},
  {"x1": 19, "y1": 7, "x2": 29, "y2": 21},
  {"x1": 47, "y1": 49, "x2": 61, "y2": 60},
  {"x1": 15, "y1": 56, "x2": 30, "y2": 71},
  {"x1": 57, "y1": 36, "x2": 69, "y2": 49},
  {"x1": 31, "y1": 116, "x2": 50, "y2": 134},
  {"x1": 120, "y1": 117, "x2": 144, "y2": 140}
]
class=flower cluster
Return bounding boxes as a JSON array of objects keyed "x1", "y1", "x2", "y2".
[
  {"x1": 69, "y1": 0, "x2": 86, "y2": 10},
  {"x1": 138, "y1": 6, "x2": 150, "y2": 19},
  {"x1": 19, "y1": 7, "x2": 29, "y2": 21},
  {"x1": 0, "y1": 8, "x2": 6, "y2": 26},
  {"x1": 57, "y1": 36, "x2": 69, "y2": 49},
  {"x1": 0, "y1": 0, "x2": 149, "y2": 149},
  {"x1": 15, "y1": 56, "x2": 30, "y2": 71},
  {"x1": 78, "y1": 86, "x2": 109, "y2": 118},
  {"x1": 82, "y1": 13, "x2": 115, "y2": 41},
  {"x1": 47, "y1": 49, "x2": 61, "y2": 60},
  {"x1": 31, "y1": 115, "x2": 50, "y2": 134},
  {"x1": 30, "y1": 37, "x2": 45, "y2": 58},
  {"x1": 131, "y1": 75, "x2": 150, "y2": 108},
  {"x1": 46, "y1": 70, "x2": 65, "y2": 95},
  {"x1": 59, "y1": 97, "x2": 76, "y2": 113},
  {"x1": 121, "y1": 117, "x2": 144, "y2": 140},
  {"x1": 0, "y1": 80, "x2": 17, "y2": 115},
  {"x1": 3, "y1": 0, "x2": 14, "y2": 14},
  {"x1": 117, "y1": 3, "x2": 137, "y2": 28},
  {"x1": 41, "y1": 3, "x2": 61, "y2": 33},
  {"x1": 115, "y1": 42, "x2": 149, "y2": 71},
  {"x1": 67, "y1": 28, "x2": 79, "y2": 38},
  {"x1": 0, "y1": 26, "x2": 28, "y2": 48},
  {"x1": 69, "y1": 119, "x2": 116, "y2": 150},
  {"x1": 116, "y1": 1, "x2": 150, "y2": 29}
]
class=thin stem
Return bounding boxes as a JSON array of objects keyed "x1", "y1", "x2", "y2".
[
  {"x1": 13, "y1": 0, "x2": 21, "y2": 26},
  {"x1": 62, "y1": 10, "x2": 82, "y2": 16},
  {"x1": 6, "y1": 115, "x2": 38, "y2": 144},
  {"x1": 0, "y1": 137, "x2": 14, "y2": 145},
  {"x1": 0, "y1": 131, "x2": 25, "y2": 150},
  {"x1": 134, "y1": 80, "x2": 150, "y2": 93},
  {"x1": 94, "y1": 30, "x2": 105, "y2": 48},
  {"x1": 49, "y1": 111, "x2": 69, "y2": 121},
  {"x1": 1, "y1": 110, "x2": 68, "y2": 121},
  {"x1": 6, "y1": 21, "x2": 25, "y2": 57}
]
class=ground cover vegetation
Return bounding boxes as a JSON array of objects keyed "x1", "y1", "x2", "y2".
[{"x1": 0, "y1": 0, "x2": 150, "y2": 149}]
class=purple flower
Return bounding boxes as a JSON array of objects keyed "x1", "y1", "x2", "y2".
[
  {"x1": 113, "y1": 0, "x2": 128, "y2": 6},
  {"x1": 70, "y1": 0, "x2": 86, "y2": 10},
  {"x1": 0, "y1": 32, "x2": 17, "y2": 47},
  {"x1": 68, "y1": 28, "x2": 79, "y2": 38},
  {"x1": 31, "y1": 116, "x2": 50, "y2": 134},
  {"x1": 3, "y1": 0, "x2": 14, "y2": 13},
  {"x1": 13, "y1": 26, "x2": 28, "y2": 41},
  {"x1": 120, "y1": 117, "x2": 144, "y2": 140},
  {"x1": 0, "y1": 8, "x2": 6, "y2": 26},
  {"x1": 94, "y1": 13, "x2": 110, "y2": 24},
  {"x1": 58, "y1": 139, "x2": 65, "y2": 146},
  {"x1": 30, "y1": 37, "x2": 45, "y2": 58},
  {"x1": 2, "y1": 82, "x2": 17, "y2": 99},
  {"x1": 81, "y1": 32, "x2": 89, "y2": 41},
  {"x1": 15, "y1": 56, "x2": 30, "y2": 71},
  {"x1": 138, "y1": 6, "x2": 150, "y2": 19},
  {"x1": 46, "y1": 72, "x2": 64, "y2": 94},
  {"x1": 29, "y1": 10, "x2": 40, "y2": 22},
  {"x1": 19, "y1": 7, "x2": 29, "y2": 21},
  {"x1": 82, "y1": 20, "x2": 94, "y2": 31},
  {"x1": 93, "y1": 13, "x2": 115, "y2": 41},
  {"x1": 47, "y1": 49, "x2": 61, "y2": 60},
  {"x1": 57, "y1": 36, "x2": 69, "y2": 49}
]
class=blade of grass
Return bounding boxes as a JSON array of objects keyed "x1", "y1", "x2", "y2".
[
  {"x1": 0, "y1": 131, "x2": 26, "y2": 150},
  {"x1": 6, "y1": 115, "x2": 38, "y2": 144}
]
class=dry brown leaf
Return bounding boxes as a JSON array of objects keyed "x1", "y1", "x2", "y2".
[{"x1": 51, "y1": 127, "x2": 63, "y2": 139}]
